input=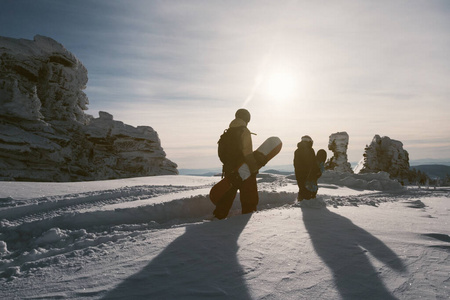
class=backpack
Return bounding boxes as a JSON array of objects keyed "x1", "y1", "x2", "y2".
[{"x1": 217, "y1": 126, "x2": 245, "y2": 169}]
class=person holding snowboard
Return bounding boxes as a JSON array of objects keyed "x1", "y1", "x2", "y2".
[
  {"x1": 293, "y1": 135, "x2": 320, "y2": 201},
  {"x1": 213, "y1": 108, "x2": 259, "y2": 219}
]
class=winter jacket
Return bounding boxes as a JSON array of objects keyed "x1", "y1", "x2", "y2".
[
  {"x1": 294, "y1": 141, "x2": 319, "y2": 184},
  {"x1": 228, "y1": 118, "x2": 258, "y2": 174}
]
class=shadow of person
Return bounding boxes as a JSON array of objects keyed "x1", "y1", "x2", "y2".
[
  {"x1": 102, "y1": 213, "x2": 252, "y2": 300},
  {"x1": 302, "y1": 207, "x2": 406, "y2": 300}
]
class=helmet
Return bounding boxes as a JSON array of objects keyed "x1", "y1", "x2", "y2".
[
  {"x1": 301, "y1": 135, "x2": 313, "y2": 146},
  {"x1": 235, "y1": 108, "x2": 251, "y2": 123}
]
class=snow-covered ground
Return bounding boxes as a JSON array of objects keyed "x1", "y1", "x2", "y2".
[{"x1": 0, "y1": 172, "x2": 449, "y2": 299}]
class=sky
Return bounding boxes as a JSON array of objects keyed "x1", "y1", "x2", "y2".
[{"x1": 1, "y1": 0, "x2": 450, "y2": 169}]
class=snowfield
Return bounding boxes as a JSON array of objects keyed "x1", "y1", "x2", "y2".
[{"x1": 0, "y1": 172, "x2": 449, "y2": 299}]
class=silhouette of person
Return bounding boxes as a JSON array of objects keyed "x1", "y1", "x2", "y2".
[
  {"x1": 214, "y1": 109, "x2": 259, "y2": 219},
  {"x1": 294, "y1": 135, "x2": 320, "y2": 201}
]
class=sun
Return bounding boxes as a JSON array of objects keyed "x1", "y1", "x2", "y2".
[{"x1": 265, "y1": 71, "x2": 297, "y2": 100}]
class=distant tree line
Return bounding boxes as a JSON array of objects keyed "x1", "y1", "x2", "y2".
[{"x1": 408, "y1": 168, "x2": 450, "y2": 186}]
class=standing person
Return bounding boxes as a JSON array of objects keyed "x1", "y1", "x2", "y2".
[
  {"x1": 293, "y1": 135, "x2": 320, "y2": 201},
  {"x1": 213, "y1": 109, "x2": 259, "y2": 219}
]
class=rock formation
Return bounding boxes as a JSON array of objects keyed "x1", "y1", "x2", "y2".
[
  {"x1": 0, "y1": 35, "x2": 177, "y2": 181},
  {"x1": 84, "y1": 111, "x2": 178, "y2": 179},
  {"x1": 325, "y1": 132, "x2": 353, "y2": 173},
  {"x1": 354, "y1": 135, "x2": 410, "y2": 181}
]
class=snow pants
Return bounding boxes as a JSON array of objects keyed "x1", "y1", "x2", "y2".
[
  {"x1": 213, "y1": 174, "x2": 259, "y2": 220},
  {"x1": 297, "y1": 180, "x2": 316, "y2": 200}
]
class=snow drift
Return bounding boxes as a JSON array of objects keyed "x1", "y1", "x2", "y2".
[{"x1": 0, "y1": 173, "x2": 449, "y2": 299}]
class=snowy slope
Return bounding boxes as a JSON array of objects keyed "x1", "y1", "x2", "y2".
[{"x1": 0, "y1": 174, "x2": 449, "y2": 299}]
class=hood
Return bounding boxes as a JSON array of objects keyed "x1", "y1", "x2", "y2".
[
  {"x1": 297, "y1": 141, "x2": 311, "y2": 149},
  {"x1": 229, "y1": 118, "x2": 247, "y2": 128}
]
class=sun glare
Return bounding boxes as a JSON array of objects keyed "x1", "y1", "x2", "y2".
[{"x1": 265, "y1": 71, "x2": 297, "y2": 100}]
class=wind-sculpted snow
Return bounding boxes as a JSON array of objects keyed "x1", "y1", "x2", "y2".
[
  {"x1": 0, "y1": 174, "x2": 449, "y2": 299},
  {"x1": 318, "y1": 170, "x2": 404, "y2": 190},
  {"x1": 0, "y1": 173, "x2": 407, "y2": 279}
]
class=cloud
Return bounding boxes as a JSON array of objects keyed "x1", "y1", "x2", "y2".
[{"x1": 1, "y1": 0, "x2": 449, "y2": 168}]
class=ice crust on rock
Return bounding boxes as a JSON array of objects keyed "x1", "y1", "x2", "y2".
[
  {"x1": 0, "y1": 35, "x2": 89, "y2": 123},
  {"x1": 0, "y1": 35, "x2": 177, "y2": 181},
  {"x1": 354, "y1": 135, "x2": 410, "y2": 181},
  {"x1": 325, "y1": 131, "x2": 353, "y2": 173}
]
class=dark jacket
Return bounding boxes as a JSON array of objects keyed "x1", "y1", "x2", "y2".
[
  {"x1": 227, "y1": 118, "x2": 258, "y2": 174},
  {"x1": 294, "y1": 141, "x2": 319, "y2": 184}
]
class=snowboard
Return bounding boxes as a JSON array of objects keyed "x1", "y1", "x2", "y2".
[
  {"x1": 209, "y1": 136, "x2": 282, "y2": 205},
  {"x1": 304, "y1": 148, "x2": 327, "y2": 194}
]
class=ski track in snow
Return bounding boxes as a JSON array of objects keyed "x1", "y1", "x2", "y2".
[{"x1": 0, "y1": 174, "x2": 449, "y2": 299}]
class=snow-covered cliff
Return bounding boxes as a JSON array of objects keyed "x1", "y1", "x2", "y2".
[
  {"x1": 354, "y1": 135, "x2": 409, "y2": 181},
  {"x1": 0, "y1": 35, "x2": 177, "y2": 181}
]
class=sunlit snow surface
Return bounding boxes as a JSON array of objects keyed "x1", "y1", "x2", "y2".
[{"x1": 0, "y1": 173, "x2": 449, "y2": 299}]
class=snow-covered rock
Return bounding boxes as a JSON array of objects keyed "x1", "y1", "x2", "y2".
[
  {"x1": 84, "y1": 112, "x2": 178, "y2": 178},
  {"x1": 0, "y1": 241, "x2": 8, "y2": 255},
  {"x1": 0, "y1": 35, "x2": 89, "y2": 124},
  {"x1": 0, "y1": 35, "x2": 177, "y2": 181},
  {"x1": 35, "y1": 228, "x2": 68, "y2": 246},
  {"x1": 354, "y1": 135, "x2": 409, "y2": 181},
  {"x1": 325, "y1": 132, "x2": 353, "y2": 173}
]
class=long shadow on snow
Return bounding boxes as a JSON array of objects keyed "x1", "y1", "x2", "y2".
[
  {"x1": 302, "y1": 207, "x2": 406, "y2": 300},
  {"x1": 102, "y1": 213, "x2": 252, "y2": 300}
]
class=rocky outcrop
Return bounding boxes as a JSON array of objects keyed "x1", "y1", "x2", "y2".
[
  {"x1": 0, "y1": 35, "x2": 89, "y2": 124},
  {"x1": 0, "y1": 35, "x2": 177, "y2": 181},
  {"x1": 84, "y1": 112, "x2": 178, "y2": 179},
  {"x1": 354, "y1": 135, "x2": 409, "y2": 181},
  {"x1": 325, "y1": 132, "x2": 353, "y2": 173}
]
